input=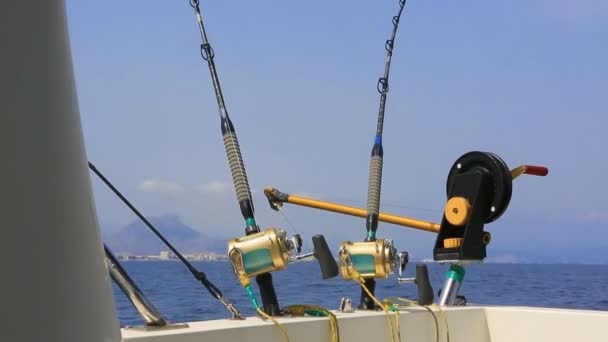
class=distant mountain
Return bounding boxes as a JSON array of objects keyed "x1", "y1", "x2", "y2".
[{"x1": 105, "y1": 214, "x2": 226, "y2": 255}]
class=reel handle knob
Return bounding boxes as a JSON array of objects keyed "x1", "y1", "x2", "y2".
[
  {"x1": 312, "y1": 235, "x2": 339, "y2": 279},
  {"x1": 511, "y1": 165, "x2": 549, "y2": 179},
  {"x1": 416, "y1": 264, "x2": 434, "y2": 305},
  {"x1": 521, "y1": 165, "x2": 549, "y2": 177}
]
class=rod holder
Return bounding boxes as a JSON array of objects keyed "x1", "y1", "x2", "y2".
[
  {"x1": 438, "y1": 264, "x2": 466, "y2": 306},
  {"x1": 104, "y1": 245, "x2": 167, "y2": 327}
]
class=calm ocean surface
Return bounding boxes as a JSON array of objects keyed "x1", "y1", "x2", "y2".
[{"x1": 113, "y1": 261, "x2": 608, "y2": 327}]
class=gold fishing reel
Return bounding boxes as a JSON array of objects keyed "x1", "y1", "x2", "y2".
[
  {"x1": 228, "y1": 228, "x2": 338, "y2": 284},
  {"x1": 338, "y1": 239, "x2": 402, "y2": 280},
  {"x1": 228, "y1": 228, "x2": 302, "y2": 281}
]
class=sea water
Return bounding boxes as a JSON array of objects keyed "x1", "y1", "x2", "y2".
[{"x1": 113, "y1": 261, "x2": 608, "y2": 327}]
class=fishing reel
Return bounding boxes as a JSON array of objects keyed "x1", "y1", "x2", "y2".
[
  {"x1": 338, "y1": 240, "x2": 434, "y2": 305},
  {"x1": 338, "y1": 239, "x2": 399, "y2": 280},
  {"x1": 228, "y1": 228, "x2": 338, "y2": 284},
  {"x1": 434, "y1": 151, "x2": 548, "y2": 262}
]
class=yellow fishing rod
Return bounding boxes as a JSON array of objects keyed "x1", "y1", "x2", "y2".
[
  {"x1": 265, "y1": 187, "x2": 441, "y2": 233},
  {"x1": 264, "y1": 163, "x2": 546, "y2": 233}
]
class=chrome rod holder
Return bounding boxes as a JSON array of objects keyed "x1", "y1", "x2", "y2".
[
  {"x1": 104, "y1": 245, "x2": 167, "y2": 327},
  {"x1": 438, "y1": 263, "x2": 466, "y2": 306}
]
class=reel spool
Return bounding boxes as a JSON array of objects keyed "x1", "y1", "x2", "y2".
[
  {"x1": 338, "y1": 240, "x2": 399, "y2": 280},
  {"x1": 434, "y1": 151, "x2": 513, "y2": 261},
  {"x1": 228, "y1": 228, "x2": 338, "y2": 282},
  {"x1": 445, "y1": 151, "x2": 513, "y2": 223}
]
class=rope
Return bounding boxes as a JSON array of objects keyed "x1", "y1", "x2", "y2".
[
  {"x1": 339, "y1": 254, "x2": 399, "y2": 342},
  {"x1": 256, "y1": 307, "x2": 290, "y2": 342},
  {"x1": 433, "y1": 304, "x2": 451, "y2": 342},
  {"x1": 283, "y1": 305, "x2": 340, "y2": 342},
  {"x1": 383, "y1": 297, "x2": 451, "y2": 342},
  {"x1": 359, "y1": 279, "x2": 398, "y2": 342},
  {"x1": 234, "y1": 270, "x2": 290, "y2": 341}
]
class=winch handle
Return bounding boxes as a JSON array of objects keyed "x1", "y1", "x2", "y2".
[{"x1": 511, "y1": 165, "x2": 549, "y2": 180}]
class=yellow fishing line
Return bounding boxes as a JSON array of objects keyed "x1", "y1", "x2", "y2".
[
  {"x1": 358, "y1": 281, "x2": 397, "y2": 342},
  {"x1": 339, "y1": 254, "x2": 397, "y2": 342},
  {"x1": 432, "y1": 304, "x2": 450, "y2": 342},
  {"x1": 283, "y1": 305, "x2": 340, "y2": 342},
  {"x1": 384, "y1": 297, "x2": 451, "y2": 342},
  {"x1": 256, "y1": 307, "x2": 290, "y2": 342}
]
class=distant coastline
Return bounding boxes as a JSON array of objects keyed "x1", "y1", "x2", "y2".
[
  {"x1": 115, "y1": 252, "x2": 608, "y2": 265},
  {"x1": 117, "y1": 251, "x2": 228, "y2": 261}
]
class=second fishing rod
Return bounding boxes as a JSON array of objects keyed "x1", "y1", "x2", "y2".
[{"x1": 359, "y1": 0, "x2": 408, "y2": 309}]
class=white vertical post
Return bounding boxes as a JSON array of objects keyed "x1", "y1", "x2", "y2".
[{"x1": 0, "y1": 1, "x2": 121, "y2": 341}]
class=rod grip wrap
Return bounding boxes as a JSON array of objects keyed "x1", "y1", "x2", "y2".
[
  {"x1": 223, "y1": 131, "x2": 253, "y2": 213},
  {"x1": 366, "y1": 155, "x2": 383, "y2": 217}
]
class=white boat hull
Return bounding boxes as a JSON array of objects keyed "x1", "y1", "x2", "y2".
[{"x1": 121, "y1": 306, "x2": 608, "y2": 342}]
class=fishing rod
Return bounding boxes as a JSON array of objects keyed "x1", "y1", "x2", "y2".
[
  {"x1": 264, "y1": 162, "x2": 549, "y2": 232},
  {"x1": 356, "y1": 0, "x2": 408, "y2": 309},
  {"x1": 366, "y1": 0, "x2": 407, "y2": 242},
  {"x1": 187, "y1": 2, "x2": 338, "y2": 319},
  {"x1": 89, "y1": 162, "x2": 243, "y2": 319},
  {"x1": 187, "y1": 0, "x2": 281, "y2": 316},
  {"x1": 265, "y1": 187, "x2": 441, "y2": 233}
]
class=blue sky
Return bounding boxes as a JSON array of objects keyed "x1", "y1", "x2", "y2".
[{"x1": 67, "y1": 1, "x2": 608, "y2": 261}]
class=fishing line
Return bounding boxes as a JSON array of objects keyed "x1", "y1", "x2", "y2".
[
  {"x1": 321, "y1": 195, "x2": 441, "y2": 215},
  {"x1": 88, "y1": 162, "x2": 243, "y2": 319},
  {"x1": 256, "y1": 308, "x2": 290, "y2": 342},
  {"x1": 277, "y1": 208, "x2": 300, "y2": 235}
]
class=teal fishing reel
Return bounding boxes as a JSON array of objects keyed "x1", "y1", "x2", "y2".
[
  {"x1": 338, "y1": 239, "x2": 399, "y2": 280},
  {"x1": 338, "y1": 240, "x2": 434, "y2": 305},
  {"x1": 228, "y1": 228, "x2": 338, "y2": 285}
]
